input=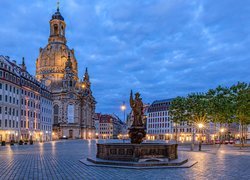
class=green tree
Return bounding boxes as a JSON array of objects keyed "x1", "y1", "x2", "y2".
[
  {"x1": 169, "y1": 96, "x2": 187, "y2": 143},
  {"x1": 230, "y1": 82, "x2": 250, "y2": 147},
  {"x1": 206, "y1": 85, "x2": 234, "y2": 141},
  {"x1": 185, "y1": 93, "x2": 209, "y2": 151}
]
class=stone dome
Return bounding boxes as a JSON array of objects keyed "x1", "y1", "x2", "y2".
[{"x1": 36, "y1": 43, "x2": 78, "y2": 92}]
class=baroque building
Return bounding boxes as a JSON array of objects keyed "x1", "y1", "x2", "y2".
[{"x1": 35, "y1": 7, "x2": 96, "y2": 139}]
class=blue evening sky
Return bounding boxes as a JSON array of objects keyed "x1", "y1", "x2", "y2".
[{"x1": 0, "y1": 0, "x2": 249, "y2": 119}]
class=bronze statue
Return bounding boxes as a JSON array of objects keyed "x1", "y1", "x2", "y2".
[
  {"x1": 130, "y1": 91, "x2": 143, "y2": 127},
  {"x1": 129, "y1": 90, "x2": 146, "y2": 144}
]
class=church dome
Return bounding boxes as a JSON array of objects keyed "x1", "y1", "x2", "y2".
[
  {"x1": 51, "y1": 8, "x2": 64, "y2": 21},
  {"x1": 36, "y1": 43, "x2": 78, "y2": 75}
]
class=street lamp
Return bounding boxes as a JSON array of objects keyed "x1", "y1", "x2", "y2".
[
  {"x1": 197, "y1": 123, "x2": 204, "y2": 151},
  {"x1": 121, "y1": 101, "x2": 126, "y2": 122},
  {"x1": 198, "y1": 123, "x2": 204, "y2": 129},
  {"x1": 220, "y1": 128, "x2": 225, "y2": 143}
]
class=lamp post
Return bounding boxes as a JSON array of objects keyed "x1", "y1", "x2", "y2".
[
  {"x1": 198, "y1": 123, "x2": 204, "y2": 151},
  {"x1": 220, "y1": 128, "x2": 225, "y2": 144}
]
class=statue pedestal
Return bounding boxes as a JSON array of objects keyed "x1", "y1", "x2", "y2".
[
  {"x1": 96, "y1": 143, "x2": 178, "y2": 162},
  {"x1": 128, "y1": 126, "x2": 146, "y2": 144}
]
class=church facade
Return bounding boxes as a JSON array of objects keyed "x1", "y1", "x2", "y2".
[{"x1": 35, "y1": 7, "x2": 96, "y2": 139}]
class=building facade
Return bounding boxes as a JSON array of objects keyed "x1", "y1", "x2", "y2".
[
  {"x1": 147, "y1": 99, "x2": 173, "y2": 140},
  {"x1": 0, "y1": 56, "x2": 21, "y2": 142},
  {"x1": 40, "y1": 85, "x2": 53, "y2": 141},
  {"x1": 0, "y1": 55, "x2": 53, "y2": 142},
  {"x1": 97, "y1": 114, "x2": 124, "y2": 139},
  {"x1": 35, "y1": 7, "x2": 96, "y2": 139}
]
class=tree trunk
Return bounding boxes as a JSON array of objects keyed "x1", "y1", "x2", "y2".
[
  {"x1": 191, "y1": 124, "x2": 195, "y2": 151},
  {"x1": 241, "y1": 122, "x2": 244, "y2": 148},
  {"x1": 175, "y1": 125, "x2": 178, "y2": 144}
]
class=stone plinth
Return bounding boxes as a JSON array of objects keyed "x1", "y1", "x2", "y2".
[
  {"x1": 128, "y1": 126, "x2": 146, "y2": 144},
  {"x1": 96, "y1": 143, "x2": 178, "y2": 162}
]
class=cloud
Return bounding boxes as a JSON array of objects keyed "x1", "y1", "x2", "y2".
[{"x1": 0, "y1": 0, "x2": 249, "y2": 118}]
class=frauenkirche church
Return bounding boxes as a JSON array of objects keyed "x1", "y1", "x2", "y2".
[{"x1": 36, "y1": 6, "x2": 96, "y2": 139}]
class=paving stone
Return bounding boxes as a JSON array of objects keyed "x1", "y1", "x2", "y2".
[{"x1": 0, "y1": 140, "x2": 250, "y2": 179}]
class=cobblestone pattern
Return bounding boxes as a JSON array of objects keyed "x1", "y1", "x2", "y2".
[{"x1": 0, "y1": 140, "x2": 250, "y2": 180}]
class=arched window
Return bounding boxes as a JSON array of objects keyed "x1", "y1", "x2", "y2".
[
  {"x1": 53, "y1": 105, "x2": 59, "y2": 124},
  {"x1": 61, "y1": 25, "x2": 64, "y2": 36},
  {"x1": 67, "y1": 104, "x2": 74, "y2": 123},
  {"x1": 54, "y1": 24, "x2": 59, "y2": 35}
]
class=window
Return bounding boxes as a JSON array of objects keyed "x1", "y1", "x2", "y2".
[
  {"x1": 0, "y1": 83, "x2": 2, "y2": 89},
  {"x1": 53, "y1": 105, "x2": 59, "y2": 124},
  {"x1": 67, "y1": 104, "x2": 75, "y2": 123},
  {"x1": 54, "y1": 24, "x2": 59, "y2": 35}
]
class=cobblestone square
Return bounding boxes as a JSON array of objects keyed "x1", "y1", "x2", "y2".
[{"x1": 0, "y1": 140, "x2": 250, "y2": 180}]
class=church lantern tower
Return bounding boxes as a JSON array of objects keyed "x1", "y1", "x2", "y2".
[{"x1": 48, "y1": 6, "x2": 67, "y2": 44}]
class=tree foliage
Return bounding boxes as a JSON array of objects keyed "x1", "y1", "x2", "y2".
[
  {"x1": 206, "y1": 85, "x2": 234, "y2": 124},
  {"x1": 185, "y1": 93, "x2": 209, "y2": 125},
  {"x1": 169, "y1": 96, "x2": 187, "y2": 124},
  {"x1": 169, "y1": 82, "x2": 250, "y2": 141},
  {"x1": 230, "y1": 82, "x2": 250, "y2": 125}
]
